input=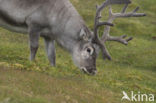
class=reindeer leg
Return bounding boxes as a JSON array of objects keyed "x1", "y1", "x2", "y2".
[
  {"x1": 44, "y1": 38, "x2": 56, "y2": 66},
  {"x1": 28, "y1": 26, "x2": 41, "y2": 61}
]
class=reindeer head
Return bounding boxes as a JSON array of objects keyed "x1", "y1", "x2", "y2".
[{"x1": 72, "y1": 29, "x2": 99, "y2": 75}]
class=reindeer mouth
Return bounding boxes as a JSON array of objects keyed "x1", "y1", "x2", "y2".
[{"x1": 81, "y1": 67, "x2": 97, "y2": 75}]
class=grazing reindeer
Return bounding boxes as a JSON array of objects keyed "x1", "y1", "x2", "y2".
[{"x1": 0, "y1": 0, "x2": 145, "y2": 75}]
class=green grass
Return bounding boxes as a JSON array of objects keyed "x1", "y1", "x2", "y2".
[{"x1": 0, "y1": 0, "x2": 156, "y2": 103}]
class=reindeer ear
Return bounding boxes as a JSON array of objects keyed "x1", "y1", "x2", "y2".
[
  {"x1": 80, "y1": 29, "x2": 86, "y2": 37},
  {"x1": 79, "y1": 29, "x2": 89, "y2": 41},
  {"x1": 79, "y1": 28, "x2": 93, "y2": 42}
]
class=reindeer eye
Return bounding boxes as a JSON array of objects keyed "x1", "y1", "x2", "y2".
[
  {"x1": 86, "y1": 47, "x2": 94, "y2": 55},
  {"x1": 87, "y1": 48, "x2": 91, "y2": 53}
]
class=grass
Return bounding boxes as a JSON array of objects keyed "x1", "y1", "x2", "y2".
[{"x1": 0, "y1": 0, "x2": 156, "y2": 103}]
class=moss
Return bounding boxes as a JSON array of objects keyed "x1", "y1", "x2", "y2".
[{"x1": 0, "y1": 0, "x2": 155, "y2": 103}]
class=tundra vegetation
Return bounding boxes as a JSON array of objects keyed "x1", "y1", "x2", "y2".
[{"x1": 0, "y1": 0, "x2": 156, "y2": 103}]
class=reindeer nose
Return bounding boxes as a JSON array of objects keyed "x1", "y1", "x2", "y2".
[
  {"x1": 87, "y1": 68, "x2": 97, "y2": 75},
  {"x1": 81, "y1": 67, "x2": 97, "y2": 75}
]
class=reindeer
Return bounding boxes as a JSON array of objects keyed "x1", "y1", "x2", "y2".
[{"x1": 0, "y1": 0, "x2": 145, "y2": 75}]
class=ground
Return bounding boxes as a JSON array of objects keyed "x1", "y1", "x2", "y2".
[{"x1": 0, "y1": 0, "x2": 156, "y2": 103}]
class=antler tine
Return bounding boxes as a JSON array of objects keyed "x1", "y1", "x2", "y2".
[
  {"x1": 109, "y1": 6, "x2": 113, "y2": 16},
  {"x1": 133, "y1": 7, "x2": 139, "y2": 13},
  {"x1": 115, "y1": 4, "x2": 146, "y2": 18},
  {"x1": 121, "y1": 4, "x2": 128, "y2": 13}
]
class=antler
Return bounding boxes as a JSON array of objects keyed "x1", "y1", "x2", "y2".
[
  {"x1": 93, "y1": 1, "x2": 114, "y2": 60},
  {"x1": 101, "y1": 4, "x2": 146, "y2": 46},
  {"x1": 93, "y1": 0, "x2": 132, "y2": 60}
]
